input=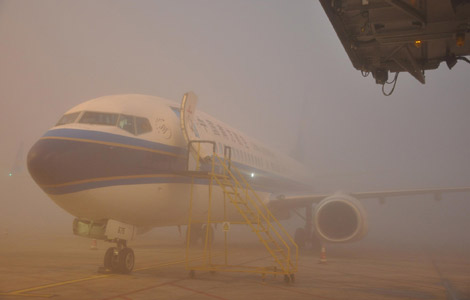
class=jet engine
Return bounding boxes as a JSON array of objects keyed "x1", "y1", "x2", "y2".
[{"x1": 314, "y1": 193, "x2": 368, "y2": 243}]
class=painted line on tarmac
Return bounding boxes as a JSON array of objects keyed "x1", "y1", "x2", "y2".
[
  {"x1": 2, "y1": 257, "x2": 196, "y2": 298},
  {"x1": 8, "y1": 274, "x2": 112, "y2": 294},
  {"x1": 101, "y1": 275, "x2": 229, "y2": 300},
  {"x1": 101, "y1": 254, "x2": 231, "y2": 300},
  {"x1": 431, "y1": 259, "x2": 461, "y2": 300},
  {"x1": 169, "y1": 283, "x2": 229, "y2": 300},
  {"x1": 253, "y1": 281, "x2": 339, "y2": 300},
  {"x1": 0, "y1": 292, "x2": 55, "y2": 298},
  {"x1": 297, "y1": 260, "x2": 442, "y2": 291},
  {"x1": 100, "y1": 279, "x2": 185, "y2": 300},
  {"x1": 133, "y1": 258, "x2": 188, "y2": 271}
]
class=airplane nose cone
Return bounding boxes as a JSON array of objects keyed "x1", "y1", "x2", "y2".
[
  {"x1": 27, "y1": 130, "x2": 176, "y2": 194},
  {"x1": 27, "y1": 136, "x2": 109, "y2": 188},
  {"x1": 27, "y1": 133, "x2": 158, "y2": 193},
  {"x1": 27, "y1": 138, "x2": 70, "y2": 186}
]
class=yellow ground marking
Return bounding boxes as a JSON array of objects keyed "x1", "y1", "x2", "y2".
[
  {"x1": 2, "y1": 257, "x2": 196, "y2": 298},
  {"x1": 134, "y1": 259, "x2": 186, "y2": 271},
  {"x1": 0, "y1": 292, "x2": 55, "y2": 298},
  {"x1": 2, "y1": 274, "x2": 111, "y2": 298}
]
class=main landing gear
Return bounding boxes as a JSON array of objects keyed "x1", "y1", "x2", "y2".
[
  {"x1": 293, "y1": 205, "x2": 321, "y2": 252},
  {"x1": 186, "y1": 223, "x2": 214, "y2": 246},
  {"x1": 102, "y1": 239, "x2": 135, "y2": 274}
]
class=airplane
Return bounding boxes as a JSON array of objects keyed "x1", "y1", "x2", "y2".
[{"x1": 27, "y1": 92, "x2": 470, "y2": 274}]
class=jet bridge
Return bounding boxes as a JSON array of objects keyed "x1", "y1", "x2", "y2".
[{"x1": 320, "y1": 0, "x2": 470, "y2": 94}]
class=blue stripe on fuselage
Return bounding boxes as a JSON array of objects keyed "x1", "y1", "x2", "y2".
[
  {"x1": 37, "y1": 128, "x2": 311, "y2": 195},
  {"x1": 44, "y1": 128, "x2": 185, "y2": 155},
  {"x1": 41, "y1": 175, "x2": 207, "y2": 195}
]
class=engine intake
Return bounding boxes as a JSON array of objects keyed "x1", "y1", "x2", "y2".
[{"x1": 314, "y1": 193, "x2": 368, "y2": 243}]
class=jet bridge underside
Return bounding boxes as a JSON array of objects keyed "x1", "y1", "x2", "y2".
[{"x1": 320, "y1": 0, "x2": 470, "y2": 85}]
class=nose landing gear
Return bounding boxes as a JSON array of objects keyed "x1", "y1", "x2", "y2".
[{"x1": 102, "y1": 239, "x2": 135, "y2": 274}]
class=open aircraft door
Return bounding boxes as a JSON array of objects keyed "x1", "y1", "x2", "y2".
[{"x1": 180, "y1": 92, "x2": 213, "y2": 171}]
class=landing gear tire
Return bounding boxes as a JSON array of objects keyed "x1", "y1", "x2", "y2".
[
  {"x1": 118, "y1": 247, "x2": 135, "y2": 274},
  {"x1": 103, "y1": 246, "x2": 134, "y2": 274},
  {"x1": 186, "y1": 224, "x2": 202, "y2": 246},
  {"x1": 294, "y1": 228, "x2": 307, "y2": 248},
  {"x1": 284, "y1": 274, "x2": 290, "y2": 284},
  {"x1": 104, "y1": 247, "x2": 119, "y2": 272},
  {"x1": 201, "y1": 224, "x2": 214, "y2": 245}
]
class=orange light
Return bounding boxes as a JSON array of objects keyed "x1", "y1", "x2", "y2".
[
  {"x1": 414, "y1": 40, "x2": 422, "y2": 48},
  {"x1": 456, "y1": 33, "x2": 465, "y2": 47}
]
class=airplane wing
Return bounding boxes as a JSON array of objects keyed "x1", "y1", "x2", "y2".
[
  {"x1": 269, "y1": 187, "x2": 470, "y2": 210},
  {"x1": 350, "y1": 187, "x2": 470, "y2": 200},
  {"x1": 268, "y1": 186, "x2": 470, "y2": 243}
]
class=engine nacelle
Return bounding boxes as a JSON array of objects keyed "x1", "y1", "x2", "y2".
[{"x1": 314, "y1": 193, "x2": 368, "y2": 243}]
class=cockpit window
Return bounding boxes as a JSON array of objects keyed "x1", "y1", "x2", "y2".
[
  {"x1": 56, "y1": 112, "x2": 80, "y2": 126},
  {"x1": 118, "y1": 114, "x2": 135, "y2": 135},
  {"x1": 79, "y1": 111, "x2": 118, "y2": 126},
  {"x1": 72, "y1": 110, "x2": 152, "y2": 135},
  {"x1": 136, "y1": 117, "x2": 152, "y2": 135}
]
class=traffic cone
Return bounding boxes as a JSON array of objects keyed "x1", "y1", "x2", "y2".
[
  {"x1": 90, "y1": 239, "x2": 98, "y2": 250},
  {"x1": 318, "y1": 245, "x2": 327, "y2": 264}
]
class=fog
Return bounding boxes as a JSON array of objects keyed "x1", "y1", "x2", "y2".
[{"x1": 1, "y1": 1, "x2": 469, "y2": 250}]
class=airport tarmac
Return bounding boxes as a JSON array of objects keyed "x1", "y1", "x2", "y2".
[{"x1": 0, "y1": 230, "x2": 469, "y2": 300}]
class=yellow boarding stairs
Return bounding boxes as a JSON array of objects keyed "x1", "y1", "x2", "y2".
[{"x1": 184, "y1": 140, "x2": 298, "y2": 283}]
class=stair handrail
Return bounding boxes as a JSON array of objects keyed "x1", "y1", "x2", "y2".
[
  {"x1": 186, "y1": 140, "x2": 298, "y2": 273},
  {"x1": 212, "y1": 154, "x2": 298, "y2": 272}
]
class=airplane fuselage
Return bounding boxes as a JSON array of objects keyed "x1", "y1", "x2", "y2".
[{"x1": 27, "y1": 94, "x2": 312, "y2": 229}]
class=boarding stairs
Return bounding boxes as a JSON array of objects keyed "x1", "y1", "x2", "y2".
[{"x1": 184, "y1": 140, "x2": 298, "y2": 282}]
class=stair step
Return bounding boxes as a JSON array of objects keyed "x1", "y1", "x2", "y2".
[
  {"x1": 211, "y1": 173, "x2": 229, "y2": 178},
  {"x1": 185, "y1": 149, "x2": 297, "y2": 273},
  {"x1": 231, "y1": 200, "x2": 248, "y2": 205},
  {"x1": 261, "y1": 237, "x2": 276, "y2": 243}
]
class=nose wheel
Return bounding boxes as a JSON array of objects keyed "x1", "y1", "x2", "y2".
[{"x1": 103, "y1": 240, "x2": 135, "y2": 274}]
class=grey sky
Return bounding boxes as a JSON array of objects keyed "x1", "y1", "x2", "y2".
[{"x1": 0, "y1": 1, "x2": 469, "y2": 241}]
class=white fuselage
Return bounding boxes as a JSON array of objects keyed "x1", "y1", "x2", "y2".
[{"x1": 27, "y1": 94, "x2": 312, "y2": 228}]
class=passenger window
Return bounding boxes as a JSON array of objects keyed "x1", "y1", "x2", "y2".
[
  {"x1": 118, "y1": 115, "x2": 136, "y2": 135},
  {"x1": 136, "y1": 117, "x2": 152, "y2": 135},
  {"x1": 79, "y1": 112, "x2": 118, "y2": 126},
  {"x1": 206, "y1": 119, "x2": 220, "y2": 136},
  {"x1": 217, "y1": 124, "x2": 228, "y2": 139},
  {"x1": 56, "y1": 112, "x2": 80, "y2": 126}
]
